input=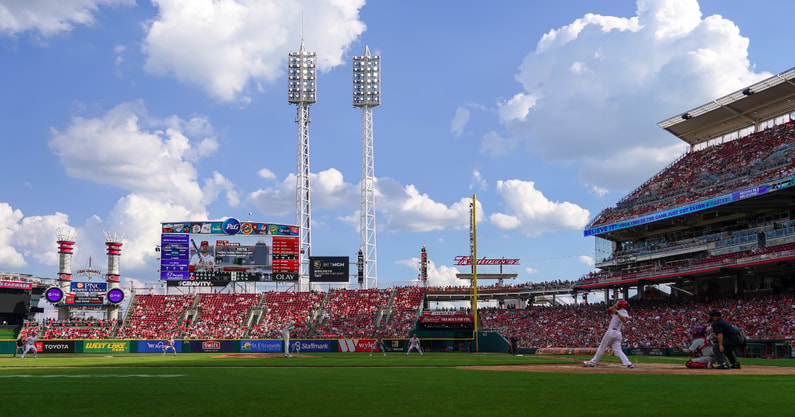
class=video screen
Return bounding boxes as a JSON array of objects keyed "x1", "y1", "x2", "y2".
[{"x1": 160, "y1": 219, "x2": 300, "y2": 282}]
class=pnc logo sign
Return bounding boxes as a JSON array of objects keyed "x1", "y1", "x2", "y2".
[{"x1": 222, "y1": 218, "x2": 241, "y2": 235}]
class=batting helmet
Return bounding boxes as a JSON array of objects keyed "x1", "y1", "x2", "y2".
[{"x1": 616, "y1": 300, "x2": 629, "y2": 309}]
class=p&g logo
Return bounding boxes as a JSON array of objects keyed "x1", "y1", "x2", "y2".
[{"x1": 222, "y1": 218, "x2": 241, "y2": 235}]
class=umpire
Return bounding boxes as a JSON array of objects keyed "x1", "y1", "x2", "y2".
[{"x1": 708, "y1": 310, "x2": 745, "y2": 369}]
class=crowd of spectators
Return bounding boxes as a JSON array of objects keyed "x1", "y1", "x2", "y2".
[
  {"x1": 41, "y1": 317, "x2": 117, "y2": 339},
  {"x1": 590, "y1": 120, "x2": 795, "y2": 228},
  {"x1": 115, "y1": 294, "x2": 195, "y2": 339},
  {"x1": 480, "y1": 293, "x2": 795, "y2": 349},
  {"x1": 580, "y1": 240, "x2": 795, "y2": 286},
  {"x1": 247, "y1": 291, "x2": 324, "y2": 339},
  {"x1": 379, "y1": 286, "x2": 425, "y2": 338},
  {"x1": 183, "y1": 293, "x2": 260, "y2": 339},
  {"x1": 18, "y1": 286, "x2": 795, "y2": 350},
  {"x1": 314, "y1": 288, "x2": 391, "y2": 338}
]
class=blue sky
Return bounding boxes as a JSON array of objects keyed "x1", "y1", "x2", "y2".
[{"x1": 0, "y1": 0, "x2": 792, "y2": 290}]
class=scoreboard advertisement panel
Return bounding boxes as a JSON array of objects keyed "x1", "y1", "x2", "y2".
[
  {"x1": 309, "y1": 256, "x2": 349, "y2": 282},
  {"x1": 160, "y1": 219, "x2": 300, "y2": 282}
]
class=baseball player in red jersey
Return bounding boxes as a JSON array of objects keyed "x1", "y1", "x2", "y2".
[{"x1": 583, "y1": 300, "x2": 634, "y2": 368}]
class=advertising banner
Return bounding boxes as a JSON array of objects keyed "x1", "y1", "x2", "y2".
[
  {"x1": 309, "y1": 256, "x2": 349, "y2": 282},
  {"x1": 240, "y1": 340, "x2": 283, "y2": 353},
  {"x1": 338, "y1": 339, "x2": 377, "y2": 353},
  {"x1": 34, "y1": 341, "x2": 76, "y2": 354},
  {"x1": 419, "y1": 316, "x2": 474, "y2": 324},
  {"x1": 188, "y1": 340, "x2": 236, "y2": 353},
  {"x1": 70, "y1": 282, "x2": 107, "y2": 293},
  {"x1": 289, "y1": 340, "x2": 331, "y2": 353},
  {"x1": 138, "y1": 340, "x2": 184, "y2": 353},
  {"x1": 83, "y1": 341, "x2": 130, "y2": 353},
  {"x1": 0, "y1": 281, "x2": 33, "y2": 290}
]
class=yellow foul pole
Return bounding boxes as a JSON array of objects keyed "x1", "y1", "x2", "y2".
[{"x1": 471, "y1": 194, "x2": 478, "y2": 352}]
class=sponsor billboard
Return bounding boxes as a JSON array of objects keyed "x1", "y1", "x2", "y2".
[
  {"x1": 70, "y1": 282, "x2": 107, "y2": 293},
  {"x1": 138, "y1": 340, "x2": 184, "y2": 353},
  {"x1": 240, "y1": 340, "x2": 283, "y2": 353},
  {"x1": 160, "y1": 219, "x2": 300, "y2": 282},
  {"x1": 188, "y1": 340, "x2": 235, "y2": 353},
  {"x1": 309, "y1": 256, "x2": 349, "y2": 282},
  {"x1": 83, "y1": 341, "x2": 130, "y2": 353},
  {"x1": 166, "y1": 280, "x2": 228, "y2": 287},
  {"x1": 34, "y1": 341, "x2": 76, "y2": 354},
  {"x1": 419, "y1": 316, "x2": 474, "y2": 324},
  {"x1": 338, "y1": 339, "x2": 377, "y2": 353},
  {"x1": 290, "y1": 340, "x2": 331, "y2": 353},
  {"x1": 0, "y1": 281, "x2": 33, "y2": 290}
]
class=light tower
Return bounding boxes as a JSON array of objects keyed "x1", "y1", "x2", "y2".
[
  {"x1": 288, "y1": 40, "x2": 317, "y2": 289},
  {"x1": 353, "y1": 45, "x2": 380, "y2": 289}
]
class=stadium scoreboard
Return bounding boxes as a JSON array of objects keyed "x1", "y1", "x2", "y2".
[{"x1": 160, "y1": 218, "x2": 300, "y2": 283}]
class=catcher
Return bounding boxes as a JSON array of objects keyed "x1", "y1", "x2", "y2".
[{"x1": 683, "y1": 325, "x2": 715, "y2": 368}]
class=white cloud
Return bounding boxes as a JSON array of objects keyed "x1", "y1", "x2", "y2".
[
  {"x1": 578, "y1": 143, "x2": 687, "y2": 192},
  {"x1": 497, "y1": 93, "x2": 538, "y2": 123},
  {"x1": 0, "y1": 203, "x2": 28, "y2": 268},
  {"x1": 490, "y1": 179, "x2": 590, "y2": 236},
  {"x1": 43, "y1": 101, "x2": 231, "y2": 275},
  {"x1": 525, "y1": 267, "x2": 538, "y2": 274},
  {"x1": 377, "y1": 178, "x2": 479, "y2": 232},
  {"x1": 480, "y1": 131, "x2": 519, "y2": 157},
  {"x1": 469, "y1": 169, "x2": 486, "y2": 191},
  {"x1": 0, "y1": 203, "x2": 80, "y2": 272},
  {"x1": 257, "y1": 168, "x2": 277, "y2": 180},
  {"x1": 142, "y1": 0, "x2": 366, "y2": 102},
  {"x1": 497, "y1": 0, "x2": 771, "y2": 193},
  {"x1": 398, "y1": 257, "x2": 465, "y2": 288},
  {"x1": 248, "y1": 168, "x2": 359, "y2": 217},
  {"x1": 202, "y1": 172, "x2": 240, "y2": 207},
  {"x1": 588, "y1": 185, "x2": 609, "y2": 198},
  {"x1": 0, "y1": 0, "x2": 134, "y2": 37},
  {"x1": 450, "y1": 106, "x2": 470, "y2": 137},
  {"x1": 48, "y1": 101, "x2": 217, "y2": 211},
  {"x1": 577, "y1": 255, "x2": 594, "y2": 267}
]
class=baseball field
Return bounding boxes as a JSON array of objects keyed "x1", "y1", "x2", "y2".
[{"x1": 1, "y1": 353, "x2": 793, "y2": 416}]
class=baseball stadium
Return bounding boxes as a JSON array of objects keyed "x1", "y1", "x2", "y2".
[{"x1": 3, "y1": 66, "x2": 795, "y2": 416}]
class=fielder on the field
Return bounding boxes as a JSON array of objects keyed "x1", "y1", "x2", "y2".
[
  {"x1": 583, "y1": 300, "x2": 633, "y2": 368},
  {"x1": 370, "y1": 336, "x2": 386, "y2": 357},
  {"x1": 683, "y1": 325, "x2": 714, "y2": 368},
  {"x1": 282, "y1": 320, "x2": 295, "y2": 358},
  {"x1": 406, "y1": 334, "x2": 423, "y2": 356},
  {"x1": 20, "y1": 335, "x2": 38, "y2": 359},
  {"x1": 13, "y1": 335, "x2": 24, "y2": 358},
  {"x1": 162, "y1": 335, "x2": 177, "y2": 357}
]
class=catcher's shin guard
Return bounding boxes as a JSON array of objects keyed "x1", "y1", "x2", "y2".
[{"x1": 686, "y1": 359, "x2": 709, "y2": 369}]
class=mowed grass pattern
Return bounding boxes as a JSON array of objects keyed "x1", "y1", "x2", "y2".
[{"x1": 1, "y1": 353, "x2": 793, "y2": 416}]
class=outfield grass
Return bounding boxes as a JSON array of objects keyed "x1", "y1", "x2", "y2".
[{"x1": 1, "y1": 353, "x2": 793, "y2": 416}]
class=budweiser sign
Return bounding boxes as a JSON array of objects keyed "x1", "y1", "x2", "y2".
[{"x1": 454, "y1": 256, "x2": 519, "y2": 266}]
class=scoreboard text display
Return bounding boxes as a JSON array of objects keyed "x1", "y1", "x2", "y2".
[{"x1": 160, "y1": 218, "x2": 300, "y2": 282}]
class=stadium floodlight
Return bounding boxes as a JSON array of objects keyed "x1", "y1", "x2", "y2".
[
  {"x1": 288, "y1": 40, "x2": 317, "y2": 288},
  {"x1": 352, "y1": 45, "x2": 380, "y2": 108},
  {"x1": 353, "y1": 45, "x2": 380, "y2": 289},
  {"x1": 288, "y1": 41, "x2": 317, "y2": 104}
]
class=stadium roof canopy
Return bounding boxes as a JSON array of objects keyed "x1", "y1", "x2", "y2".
[{"x1": 658, "y1": 66, "x2": 795, "y2": 146}]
